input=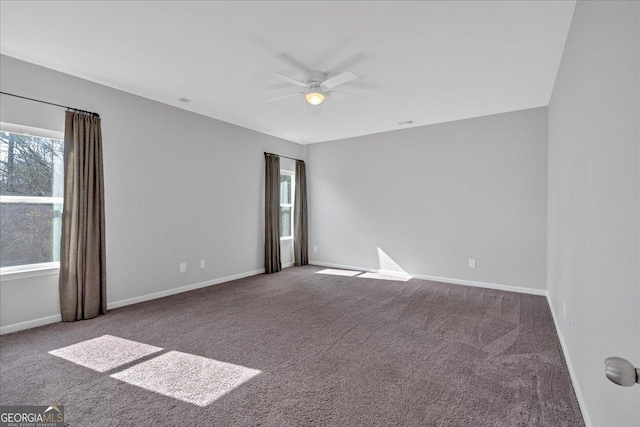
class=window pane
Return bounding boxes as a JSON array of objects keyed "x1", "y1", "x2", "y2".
[
  {"x1": 280, "y1": 206, "x2": 292, "y2": 238},
  {"x1": 0, "y1": 129, "x2": 63, "y2": 269},
  {"x1": 280, "y1": 174, "x2": 291, "y2": 205},
  {"x1": 0, "y1": 131, "x2": 64, "y2": 197},
  {"x1": 0, "y1": 202, "x2": 62, "y2": 267}
]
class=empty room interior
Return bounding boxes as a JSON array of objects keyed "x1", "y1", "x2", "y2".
[{"x1": 0, "y1": 1, "x2": 638, "y2": 426}]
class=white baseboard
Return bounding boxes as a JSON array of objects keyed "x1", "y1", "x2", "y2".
[
  {"x1": 309, "y1": 261, "x2": 547, "y2": 296},
  {"x1": 411, "y1": 273, "x2": 547, "y2": 296},
  {"x1": 283, "y1": 262, "x2": 295, "y2": 268},
  {"x1": 107, "y1": 268, "x2": 265, "y2": 310},
  {"x1": 546, "y1": 294, "x2": 592, "y2": 427},
  {"x1": 0, "y1": 314, "x2": 62, "y2": 335},
  {"x1": 0, "y1": 268, "x2": 267, "y2": 335},
  {"x1": 310, "y1": 261, "x2": 587, "y2": 423}
]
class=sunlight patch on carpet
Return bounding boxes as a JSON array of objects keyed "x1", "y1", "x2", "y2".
[
  {"x1": 49, "y1": 335, "x2": 163, "y2": 373},
  {"x1": 110, "y1": 351, "x2": 261, "y2": 407},
  {"x1": 316, "y1": 268, "x2": 362, "y2": 277}
]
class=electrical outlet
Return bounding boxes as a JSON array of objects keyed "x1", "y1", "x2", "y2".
[
  {"x1": 200, "y1": 260, "x2": 206, "y2": 268},
  {"x1": 468, "y1": 259, "x2": 476, "y2": 268},
  {"x1": 180, "y1": 263, "x2": 186, "y2": 273},
  {"x1": 313, "y1": 245, "x2": 318, "y2": 252}
]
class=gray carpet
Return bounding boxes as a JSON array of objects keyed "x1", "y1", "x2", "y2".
[{"x1": 0, "y1": 265, "x2": 584, "y2": 426}]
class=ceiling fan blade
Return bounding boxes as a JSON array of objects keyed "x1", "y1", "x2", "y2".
[
  {"x1": 328, "y1": 53, "x2": 370, "y2": 74},
  {"x1": 264, "y1": 92, "x2": 303, "y2": 103},
  {"x1": 267, "y1": 82, "x2": 297, "y2": 90},
  {"x1": 275, "y1": 53, "x2": 310, "y2": 73},
  {"x1": 330, "y1": 90, "x2": 369, "y2": 101},
  {"x1": 271, "y1": 73, "x2": 309, "y2": 87},
  {"x1": 321, "y1": 71, "x2": 358, "y2": 89}
]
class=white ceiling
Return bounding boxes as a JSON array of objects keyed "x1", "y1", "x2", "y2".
[{"x1": 0, "y1": 1, "x2": 575, "y2": 144}]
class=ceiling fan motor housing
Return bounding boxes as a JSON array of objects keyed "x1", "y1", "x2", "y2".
[{"x1": 307, "y1": 71, "x2": 328, "y2": 86}]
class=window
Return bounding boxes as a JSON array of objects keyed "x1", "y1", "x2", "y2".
[
  {"x1": 280, "y1": 171, "x2": 294, "y2": 240},
  {"x1": 0, "y1": 123, "x2": 64, "y2": 273}
]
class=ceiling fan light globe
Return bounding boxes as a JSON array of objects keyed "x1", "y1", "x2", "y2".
[{"x1": 305, "y1": 92, "x2": 325, "y2": 105}]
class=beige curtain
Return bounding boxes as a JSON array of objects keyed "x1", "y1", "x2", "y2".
[
  {"x1": 264, "y1": 153, "x2": 281, "y2": 273},
  {"x1": 294, "y1": 160, "x2": 308, "y2": 266},
  {"x1": 59, "y1": 111, "x2": 107, "y2": 321}
]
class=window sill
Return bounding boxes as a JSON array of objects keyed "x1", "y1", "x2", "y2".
[
  {"x1": 0, "y1": 264, "x2": 60, "y2": 281},
  {"x1": 280, "y1": 237, "x2": 294, "y2": 242}
]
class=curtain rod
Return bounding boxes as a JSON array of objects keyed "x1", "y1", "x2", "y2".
[
  {"x1": 0, "y1": 91, "x2": 100, "y2": 117},
  {"x1": 264, "y1": 152, "x2": 304, "y2": 162}
]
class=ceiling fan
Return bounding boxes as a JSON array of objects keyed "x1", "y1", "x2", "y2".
[{"x1": 264, "y1": 70, "x2": 368, "y2": 105}]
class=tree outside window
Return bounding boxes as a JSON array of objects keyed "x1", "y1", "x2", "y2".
[{"x1": 0, "y1": 127, "x2": 64, "y2": 269}]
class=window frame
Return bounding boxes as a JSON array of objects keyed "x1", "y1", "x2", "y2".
[
  {"x1": 0, "y1": 122, "x2": 65, "y2": 278},
  {"x1": 279, "y1": 169, "x2": 295, "y2": 241}
]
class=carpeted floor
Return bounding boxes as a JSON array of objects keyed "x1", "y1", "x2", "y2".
[{"x1": 0, "y1": 265, "x2": 584, "y2": 426}]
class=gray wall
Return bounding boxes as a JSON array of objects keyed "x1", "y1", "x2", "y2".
[
  {"x1": 0, "y1": 55, "x2": 302, "y2": 330},
  {"x1": 307, "y1": 107, "x2": 548, "y2": 291},
  {"x1": 547, "y1": 1, "x2": 640, "y2": 426}
]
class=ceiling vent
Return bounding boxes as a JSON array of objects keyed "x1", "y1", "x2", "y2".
[
  {"x1": 178, "y1": 98, "x2": 191, "y2": 103},
  {"x1": 397, "y1": 120, "x2": 414, "y2": 125}
]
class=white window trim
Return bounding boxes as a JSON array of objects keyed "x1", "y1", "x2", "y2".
[
  {"x1": 0, "y1": 196, "x2": 64, "y2": 204},
  {"x1": 280, "y1": 170, "x2": 295, "y2": 241},
  {"x1": 1, "y1": 263, "x2": 60, "y2": 280},
  {"x1": 0, "y1": 122, "x2": 64, "y2": 140},
  {"x1": 0, "y1": 123, "x2": 64, "y2": 278}
]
